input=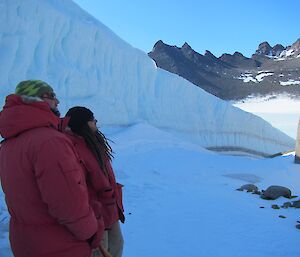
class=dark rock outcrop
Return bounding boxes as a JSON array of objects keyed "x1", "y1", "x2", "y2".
[
  {"x1": 272, "y1": 44, "x2": 285, "y2": 56},
  {"x1": 255, "y1": 41, "x2": 272, "y2": 56},
  {"x1": 148, "y1": 38, "x2": 300, "y2": 100},
  {"x1": 261, "y1": 185, "x2": 292, "y2": 200}
]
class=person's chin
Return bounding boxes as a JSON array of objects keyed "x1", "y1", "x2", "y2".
[{"x1": 51, "y1": 108, "x2": 61, "y2": 117}]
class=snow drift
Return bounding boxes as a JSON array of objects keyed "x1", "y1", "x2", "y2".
[{"x1": 0, "y1": 0, "x2": 295, "y2": 156}]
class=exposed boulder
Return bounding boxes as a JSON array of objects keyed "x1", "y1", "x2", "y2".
[
  {"x1": 271, "y1": 204, "x2": 280, "y2": 209},
  {"x1": 282, "y1": 202, "x2": 293, "y2": 208},
  {"x1": 292, "y1": 200, "x2": 300, "y2": 208},
  {"x1": 237, "y1": 184, "x2": 258, "y2": 192},
  {"x1": 261, "y1": 185, "x2": 292, "y2": 200}
]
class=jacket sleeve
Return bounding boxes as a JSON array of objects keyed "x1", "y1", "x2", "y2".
[{"x1": 34, "y1": 136, "x2": 98, "y2": 241}]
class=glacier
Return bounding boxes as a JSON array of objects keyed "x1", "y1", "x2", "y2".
[{"x1": 0, "y1": 0, "x2": 295, "y2": 156}]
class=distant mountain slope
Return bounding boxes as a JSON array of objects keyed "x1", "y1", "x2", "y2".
[
  {"x1": 0, "y1": 0, "x2": 295, "y2": 155},
  {"x1": 148, "y1": 39, "x2": 300, "y2": 100}
]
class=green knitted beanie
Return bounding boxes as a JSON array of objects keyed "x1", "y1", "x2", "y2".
[{"x1": 15, "y1": 80, "x2": 54, "y2": 98}]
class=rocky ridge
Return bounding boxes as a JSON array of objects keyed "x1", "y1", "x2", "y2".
[{"x1": 148, "y1": 38, "x2": 300, "y2": 100}]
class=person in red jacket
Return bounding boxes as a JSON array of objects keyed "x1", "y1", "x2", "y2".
[
  {"x1": 65, "y1": 106, "x2": 125, "y2": 257},
  {"x1": 0, "y1": 80, "x2": 104, "y2": 257}
]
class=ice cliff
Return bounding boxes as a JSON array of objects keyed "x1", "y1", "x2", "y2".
[{"x1": 0, "y1": 0, "x2": 295, "y2": 155}]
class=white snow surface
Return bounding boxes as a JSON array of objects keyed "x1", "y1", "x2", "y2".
[
  {"x1": 0, "y1": 2, "x2": 300, "y2": 255},
  {"x1": 280, "y1": 79, "x2": 300, "y2": 86},
  {"x1": 0, "y1": 0, "x2": 295, "y2": 156},
  {"x1": 237, "y1": 74, "x2": 257, "y2": 83},
  {"x1": 280, "y1": 49, "x2": 295, "y2": 58},
  {"x1": 1, "y1": 123, "x2": 300, "y2": 257},
  {"x1": 256, "y1": 72, "x2": 274, "y2": 82},
  {"x1": 233, "y1": 95, "x2": 300, "y2": 139},
  {"x1": 237, "y1": 72, "x2": 274, "y2": 83}
]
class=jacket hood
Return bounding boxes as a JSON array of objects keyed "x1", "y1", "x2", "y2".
[{"x1": 0, "y1": 94, "x2": 60, "y2": 139}]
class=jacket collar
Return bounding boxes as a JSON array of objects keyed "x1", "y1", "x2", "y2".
[{"x1": 0, "y1": 94, "x2": 60, "y2": 139}]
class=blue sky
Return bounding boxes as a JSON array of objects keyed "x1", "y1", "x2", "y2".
[{"x1": 73, "y1": 0, "x2": 299, "y2": 58}]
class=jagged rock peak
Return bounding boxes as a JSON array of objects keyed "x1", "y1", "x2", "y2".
[
  {"x1": 219, "y1": 52, "x2": 245, "y2": 60},
  {"x1": 219, "y1": 53, "x2": 230, "y2": 59},
  {"x1": 291, "y1": 38, "x2": 300, "y2": 50},
  {"x1": 277, "y1": 38, "x2": 300, "y2": 58},
  {"x1": 233, "y1": 51, "x2": 245, "y2": 58},
  {"x1": 152, "y1": 40, "x2": 165, "y2": 50},
  {"x1": 255, "y1": 41, "x2": 272, "y2": 55},
  {"x1": 150, "y1": 40, "x2": 178, "y2": 54},
  {"x1": 181, "y1": 42, "x2": 192, "y2": 50},
  {"x1": 204, "y1": 50, "x2": 217, "y2": 59},
  {"x1": 180, "y1": 42, "x2": 195, "y2": 57},
  {"x1": 272, "y1": 44, "x2": 285, "y2": 56}
]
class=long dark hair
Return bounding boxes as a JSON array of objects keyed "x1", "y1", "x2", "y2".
[{"x1": 66, "y1": 107, "x2": 113, "y2": 174}]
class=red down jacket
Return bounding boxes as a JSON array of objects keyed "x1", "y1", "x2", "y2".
[
  {"x1": 0, "y1": 95, "x2": 104, "y2": 257},
  {"x1": 65, "y1": 131, "x2": 125, "y2": 229}
]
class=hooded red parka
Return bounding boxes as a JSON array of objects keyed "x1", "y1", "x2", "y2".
[
  {"x1": 0, "y1": 95, "x2": 104, "y2": 257},
  {"x1": 65, "y1": 131, "x2": 125, "y2": 229}
]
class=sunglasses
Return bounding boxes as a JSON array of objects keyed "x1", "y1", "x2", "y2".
[{"x1": 41, "y1": 92, "x2": 57, "y2": 100}]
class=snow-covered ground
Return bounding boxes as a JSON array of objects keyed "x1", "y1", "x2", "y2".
[
  {"x1": 280, "y1": 79, "x2": 300, "y2": 86},
  {"x1": 234, "y1": 95, "x2": 300, "y2": 139},
  {"x1": 1, "y1": 123, "x2": 300, "y2": 257},
  {"x1": 0, "y1": 1, "x2": 299, "y2": 256},
  {"x1": 237, "y1": 71, "x2": 274, "y2": 83}
]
